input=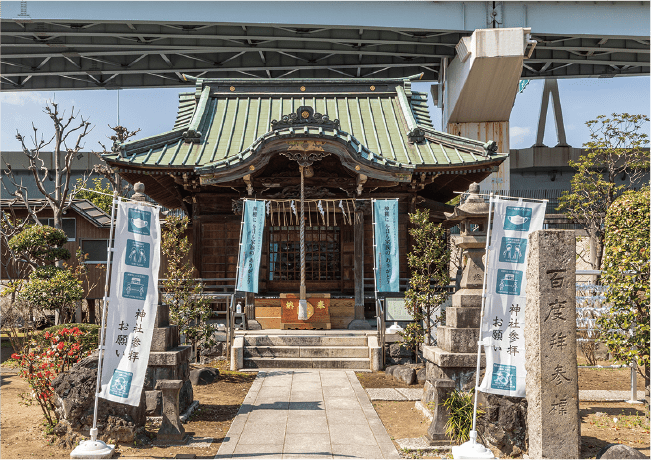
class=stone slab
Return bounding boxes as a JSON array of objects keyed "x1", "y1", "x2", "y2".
[
  {"x1": 422, "y1": 345, "x2": 484, "y2": 368},
  {"x1": 395, "y1": 436, "x2": 452, "y2": 452},
  {"x1": 148, "y1": 346, "x2": 192, "y2": 366},
  {"x1": 299, "y1": 346, "x2": 369, "y2": 358},
  {"x1": 450, "y1": 289, "x2": 483, "y2": 308},
  {"x1": 329, "y1": 424, "x2": 376, "y2": 446},
  {"x1": 365, "y1": 388, "x2": 406, "y2": 401},
  {"x1": 436, "y1": 325, "x2": 479, "y2": 353},
  {"x1": 245, "y1": 346, "x2": 300, "y2": 358},
  {"x1": 186, "y1": 436, "x2": 213, "y2": 448},
  {"x1": 155, "y1": 379, "x2": 183, "y2": 390},
  {"x1": 395, "y1": 388, "x2": 422, "y2": 400},
  {"x1": 245, "y1": 336, "x2": 367, "y2": 347},
  {"x1": 243, "y1": 357, "x2": 370, "y2": 369},
  {"x1": 445, "y1": 306, "x2": 481, "y2": 328},
  {"x1": 215, "y1": 369, "x2": 398, "y2": 459},
  {"x1": 151, "y1": 325, "x2": 178, "y2": 352},
  {"x1": 579, "y1": 390, "x2": 643, "y2": 402}
]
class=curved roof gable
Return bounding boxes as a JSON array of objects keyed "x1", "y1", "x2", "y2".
[{"x1": 103, "y1": 74, "x2": 505, "y2": 175}]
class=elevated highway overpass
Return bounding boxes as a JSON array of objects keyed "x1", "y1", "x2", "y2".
[{"x1": 1, "y1": 1, "x2": 648, "y2": 91}]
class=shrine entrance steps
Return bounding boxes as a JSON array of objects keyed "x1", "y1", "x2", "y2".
[{"x1": 233, "y1": 330, "x2": 381, "y2": 371}]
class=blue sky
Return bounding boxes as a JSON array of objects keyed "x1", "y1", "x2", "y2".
[{"x1": 1, "y1": 77, "x2": 649, "y2": 153}]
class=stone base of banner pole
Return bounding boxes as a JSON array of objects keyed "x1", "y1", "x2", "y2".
[{"x1": 70, "y1": 428, "x2": 115, "y2": 459}]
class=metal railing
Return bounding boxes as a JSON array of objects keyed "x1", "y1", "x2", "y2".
[{"x1": 575, "y1": 270, "x2": 641, "y2": 403}]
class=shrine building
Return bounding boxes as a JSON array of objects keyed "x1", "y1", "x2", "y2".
[{"x1": 103, "y1": 74, "x2": 507, "y2": 330}]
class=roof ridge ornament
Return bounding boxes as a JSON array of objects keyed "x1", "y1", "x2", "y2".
[
  {"x1": 271, "y1": 106, "x2": 340, "y2": 131},
  {"x1": 408, "y1": 127, "x2": 425, "y2": 143},
  {"x1": 483, "y1": 140, "x2": 498, "y2": 155}
]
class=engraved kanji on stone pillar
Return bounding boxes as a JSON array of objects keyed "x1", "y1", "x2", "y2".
[{"x1": 525, "y1": 230, "x2": 579, "y2": 459}]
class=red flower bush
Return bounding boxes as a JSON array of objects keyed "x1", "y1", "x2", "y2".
[{"x1": 12, "y1": 326, "x2": 92, "y2": 426}]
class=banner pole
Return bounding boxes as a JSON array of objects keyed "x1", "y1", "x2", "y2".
[
  {"x1": 371, "y1": 200, "x2": 382, "y2": 342},
  {"x1": 230, "y1": 199, "x2": 247, "y2": 362},
  {"x1": 71, "y1": 192, "x2": 119, "y2": 458},
  {"x1": 92, "y1": 192, "x2": 119, "y2": 438},
  {"x1": 470, "y1": 192, "x2": 495, "y2": 441}
]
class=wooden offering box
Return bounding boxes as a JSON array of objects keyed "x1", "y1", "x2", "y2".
[{"x1": 280, "y1": 293, "x2": 331, "y2": 330}]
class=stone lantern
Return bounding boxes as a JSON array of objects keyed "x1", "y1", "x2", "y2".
[{"x1": 421, "y1": 182, "x2": 489, "y2": 444}]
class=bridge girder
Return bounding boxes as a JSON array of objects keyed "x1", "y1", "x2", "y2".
[{"x1": 1, "y1": 2, "x2": 648, "y2": 91}]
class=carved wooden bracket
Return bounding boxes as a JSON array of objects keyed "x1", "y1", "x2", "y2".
[
  {"x1": 280, "y1": 150, "x2": 331, "y2": 168},
  {"x1": 356, "y1": 174, "x2": 367, "y2": 196},
  {"x1": 267, "y1": 185, "x2": 336, "y2": 199},
  {"x1": 243, "y1": 174, "x2": 253, "y2": 196},
  {"x1": 232, "y1": 199, "x2": 243, "y2": 215},
  {"x1": 354, "y1": 200, "x2": 371, "y2": 215}
]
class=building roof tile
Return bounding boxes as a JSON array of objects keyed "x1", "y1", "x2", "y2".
[{"x1": 104, "y1": 74, "x2": 505, "y2": 174}]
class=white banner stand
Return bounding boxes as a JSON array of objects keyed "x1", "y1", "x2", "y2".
[{"x1": 71, "y1": 191, "x2": 119, "y2": 459}]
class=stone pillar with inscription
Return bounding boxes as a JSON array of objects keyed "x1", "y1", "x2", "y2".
[{"x1": 525, "y1": 230, "x2": 580, "y2": 459}]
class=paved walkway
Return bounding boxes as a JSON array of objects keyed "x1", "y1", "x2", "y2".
[{"x1": 215, "y1": 370, "x2": 400, "y2": 459}]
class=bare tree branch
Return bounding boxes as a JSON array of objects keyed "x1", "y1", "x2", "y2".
[{"x1": 90, "y1": 124, "x2": 141, "y2": 195}]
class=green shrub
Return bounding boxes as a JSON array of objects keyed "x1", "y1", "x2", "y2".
[
  {"x1": 7, "y1": 225, "x2": 70, "y2": 266},
  {"x1": 436, "y1": 389, "x2": 484, "y2": 444},
  {"x1": 598, "y1": 187, "x2": 649, "y2": 382},
  {"x1": 38, "y1": 323, "x2": 99, "y2": 354}
]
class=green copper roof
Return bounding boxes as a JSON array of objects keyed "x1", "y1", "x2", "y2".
[{"x1": 104, "y1": 74, "x2": 504, "y2": 173}]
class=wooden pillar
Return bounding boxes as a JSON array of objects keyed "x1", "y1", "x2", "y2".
[
  {"x1": 245, "y1": 292, "x2": 255, "y2": 320},
  {"x1": 354, "y1": 207, "x2": 364, "y2": 320},
  {"x1": 192, "y1": 215, "x2": 202, "y2": 277},
  {"x1": 88, "y1": 298, "x2": 96, "y2": 324}
]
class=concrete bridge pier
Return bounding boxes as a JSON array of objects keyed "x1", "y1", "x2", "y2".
[{"x1": 442, "y1": 27, "x2": 536, "y2": 192}]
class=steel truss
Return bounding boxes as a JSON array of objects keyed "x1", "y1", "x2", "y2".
[{"x1": 1, "y1": 20, "x2": 649, "y2": 91}]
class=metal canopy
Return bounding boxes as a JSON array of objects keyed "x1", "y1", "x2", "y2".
[{"x1": 1, "y1": 1, "x2": 649, "y2": 91}]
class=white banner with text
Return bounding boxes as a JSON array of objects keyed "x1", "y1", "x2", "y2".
[
  {"x1": 99, "y1": 201, "x2": 160, "y2": 406},
  {"x1": 479, "y1": 198, "x2": 546, "y2": 397}
]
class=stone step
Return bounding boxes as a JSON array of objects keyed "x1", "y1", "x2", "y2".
[
  {"x1": 243, "y1": 357, "x2": 370, "y2": 369},
  {"x1": 244, "y1": 346, "x2": 369, "y2": 359},
  {"x1": 243, "y1": 335, "x2": 368, "y2": 347}
]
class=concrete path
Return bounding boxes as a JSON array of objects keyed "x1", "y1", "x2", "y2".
[{"x1": 215, "y1": 370, "x2": 400, "y2": 459}]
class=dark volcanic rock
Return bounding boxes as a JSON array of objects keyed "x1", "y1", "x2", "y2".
[
  {"x1": 51, "y1": 351, "x2": 146, "y2": 443},
  {"x1": 476, "y1": 393, "x2": 528, "y2": 458},
  {"x1": 189, "y1": 367, "x2": 219, "y2": 386}
]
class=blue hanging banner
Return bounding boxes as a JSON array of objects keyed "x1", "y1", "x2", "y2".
[
  {"x1": 373, "y1": 199, "x2": 400, "y2": 292},
  {"x1": 236, "y1": 200, "x2": 266, "y2": 293}
]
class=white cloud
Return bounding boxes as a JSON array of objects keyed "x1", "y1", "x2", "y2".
[
  {"x1": 0, "y1": 92, "x2": 49, "y2": 106},
  {"x1": 509, "y1": 126, "x2": 532, "y2": 148}
]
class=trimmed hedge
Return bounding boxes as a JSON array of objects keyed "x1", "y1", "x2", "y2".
[{"x1": 598, "y1": 187, "x2": 650, "y2": 370}]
